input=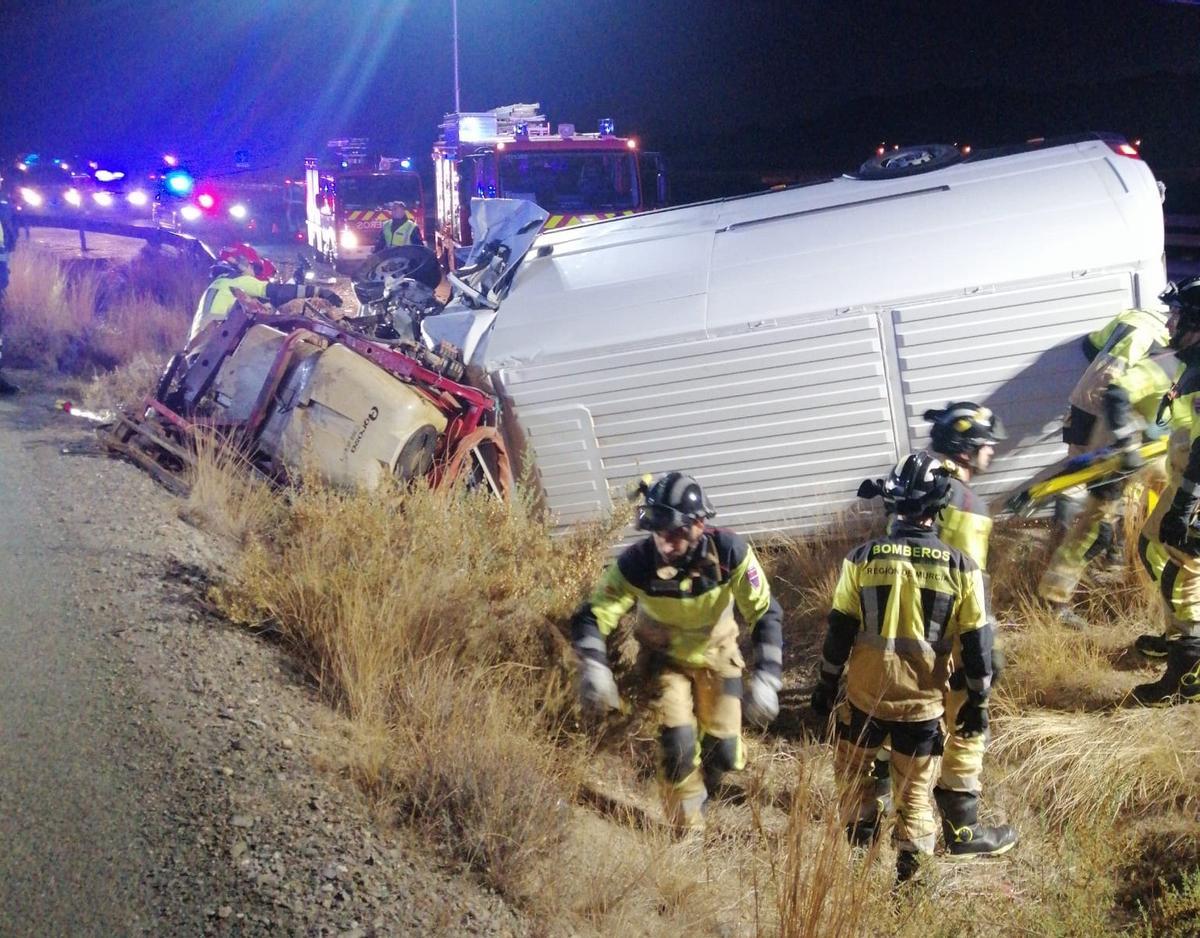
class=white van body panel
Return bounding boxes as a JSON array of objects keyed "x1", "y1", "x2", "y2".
[{"x1": 475, "y1": 139, "x2": 1166, "y2": 534}]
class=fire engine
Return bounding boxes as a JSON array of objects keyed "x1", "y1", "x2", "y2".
[
  {"x1": 432, "y1": 103, "x2": 667, "y2": 267},
  {"x1": 305, "y1": 138, "x2": 427, "y2": 267}
]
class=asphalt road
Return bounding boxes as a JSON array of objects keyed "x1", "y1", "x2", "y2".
[{"x1": 0, "y1": 390, "x2": 175, "y2": 934}]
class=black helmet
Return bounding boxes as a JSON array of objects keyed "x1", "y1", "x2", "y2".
[
  {"x1": 1163, "y1": 277, "x2": 1200, "y2": 351},
  {"x1": 636, "y1": 472, "x2": 716, "y2": 531},
  {"x1": 924, "y1": 402, "x2": 1006, "y2": 458},
  {"x1": 1162, "y1": 276, "x2": 1200, "y2": 316},
  {"x1": 858, "y1": 452, "x2": 952, "y2": 519}
]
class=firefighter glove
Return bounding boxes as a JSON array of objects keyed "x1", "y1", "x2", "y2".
[
  {"x1": 317, "y1": 288, "x2": 343, "y2": 307},
  {"x1": 743, "y1": 670, "x2": 782, "y2": 728},
  {"x1": 810, "y1": 671, "x2": 840, "y2": 719},
  {"x1": 577, "y1": 659, "x2": 620, "y2": 715},
  {"x1": 1161, "y1": 489, "x2": 1200, "y2": 552},
  {"x1": 955, "y1": 693, "x2": 989, "y2": 738}
]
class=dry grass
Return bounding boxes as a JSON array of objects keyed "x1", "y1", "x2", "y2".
[
  {"x1": 4, "y1": 246, "x2": 188, "y2": 375},
  {"x1": 180, "y1": 432, "x2": 281, "y2": 549},
  {"x1": 989, "y1": 708, "x2": 1200, "y2": 826},
  {"x1": 200, "y1": 473, "x2": 1198, "y2": 935}
]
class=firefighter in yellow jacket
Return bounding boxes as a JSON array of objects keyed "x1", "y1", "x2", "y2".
[
  {"x1": 571, "y1": 472, "x2": 784, "y2": 834},
  {"x1": 188, "y1": 244, "x2": 342, "y2": 345},
  {"x1": 811, "y1": 452, "x2": 998, "y2": 881},
  {"x1": 1056, "y1": 304, "x2": 1171, "y2": 560},
  {"x1": 869, "y1": 405, "x2": 1015, "y2": 857},
  {"x1": 1039, "y1": 356, "x2": 1174, "y2": 626},
  {"x1": 1132, "y1": 277, "x2": 1200, "y2": 704}
]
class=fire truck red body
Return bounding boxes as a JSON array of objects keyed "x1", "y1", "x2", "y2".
[
  {"x1": 305, "y1": 138, "x2": 427, "y2": 266},
  {"x1": 432, "y1": 104, "x2": 666, "y2": 267}
]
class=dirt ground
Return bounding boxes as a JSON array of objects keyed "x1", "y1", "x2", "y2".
[{"x1": 0, "y1": 368, "x2": 527, "y2": 937}]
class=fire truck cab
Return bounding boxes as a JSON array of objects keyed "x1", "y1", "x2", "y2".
[
  {"x1": 432, "y1": 103, "x2": 666, "y2": 267},
  {"x1": 305, "y1": 138, "x2": 426, "y2": 267}
]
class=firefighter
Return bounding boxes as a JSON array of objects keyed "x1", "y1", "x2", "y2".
[
  {"x1": 570, "y1": 472, "x2": 784, "y2": 835},
  {"x1": 0, "y1": 190, "x2": 17, "y2": 395},
  {"x1": 868, "y1": 404, "x2": 1015, "y2": 857},
  {"x1": 1038, "y1": 356, "x2": 1174, "y2": 626},
  {"x1": 811, "y1": 452, "x2": 997, "y2": 881},
  {"x1": 374, "y1": 201, "x2": 424, "y2": 251},
  {"x1": 1056, "y1": 302, "x2": 1171, "y2": 564},
  {"x1": 1131, "y1": 277, "x2": 1200, "y2": 705},
  {"x1": 188, "y1": 244, "x2": 342, "y2": 344}
]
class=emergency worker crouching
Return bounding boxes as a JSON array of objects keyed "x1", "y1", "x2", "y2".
[
  {"x1": 570, "y1": 472, "x2": 784, "y2": 834},
  {"x1": 374, "y1": 201, "x2": 423, "y2": 252},
  {"x1": 811, "y1": 452, "x2": 1001, "y2": 881},
  {"x1": 188, "y1": 244, "x2": 342, "y2": 346},
  {"x1": 1131, "y1": 277, "x2": 1200, "y2": 704}
]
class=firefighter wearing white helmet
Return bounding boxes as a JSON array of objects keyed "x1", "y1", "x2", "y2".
[
  {"x1": 570, "y1": 472, "x2": 784, "y2": 834},
  {"x1": 1131, "y1": 276, "x2": 1200, "y2": 705},
  {"x1": 812, "y1": 451, "x2": 999, "y2": 881}
]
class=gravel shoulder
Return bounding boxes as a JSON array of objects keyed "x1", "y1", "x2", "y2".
[{"x1": 0, "y1": 369, "x2": 526, "y2": 937}]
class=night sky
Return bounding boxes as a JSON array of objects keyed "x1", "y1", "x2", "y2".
[{"x1": 2, "y1": 0, "x2": 1198, "y2": 202}]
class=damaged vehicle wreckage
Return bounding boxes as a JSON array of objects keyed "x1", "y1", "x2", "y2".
[
  {"x1": 99, "y1": 134, "x2": 1165, "y2": 530},
  {"x1": 98, "y1": 201, "x2": 550, "y2": 498}
]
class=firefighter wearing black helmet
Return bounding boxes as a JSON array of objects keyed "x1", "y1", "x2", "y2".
[
  {"x1": 811, "y1": 452, "x2": 998, "y2": 881},
  {"x1": 570, "y1": 471, "x2": 784, "y2": 834},
  {"x1": 1131, "y1": 276, "x2": 1200, "y2": 705}
]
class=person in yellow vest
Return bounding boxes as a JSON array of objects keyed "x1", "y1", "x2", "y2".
[
  {"x1": 1132, "y1": 277, "x2": 1200, "y2": 704},
  {"x1": 812, "y1": 452, "x2": 997, "y2": 882},
  {"x1": 188, "y1": 244, "x2": 341, "y2": 346},
  {"x1": 1055, "y1": 304, "x2": 1171, "y2": 562},
  {"x1": 570, "y1": 472, "x2": 784, "y2": 835},
  {"x1": 373, "y1": 201, "x2": 423, "y2": 252},
  {"x1": 0, "y1": 192, "x2": 17, "y2": 395},
  {"x1": 1038, "y1": 356, "x2": 1175, "y2": 626},
  {"x1": 864, "y1": 405, "x2": 1016, "y2": 859}
]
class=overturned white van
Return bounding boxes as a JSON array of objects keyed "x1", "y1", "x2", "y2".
[{"x1": 430, "y1": 134, "x2": 1167, "y2": 536}]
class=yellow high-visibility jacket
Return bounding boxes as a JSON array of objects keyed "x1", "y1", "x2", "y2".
[{"x1": 821, "y1": 520, "x2": 991, "y2": 722}]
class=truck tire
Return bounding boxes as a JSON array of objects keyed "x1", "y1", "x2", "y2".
[
  {"x1": 394, "y1": 424, "x2": 439, "y2": 482},
  {"x1": 852, "y1": 144, "x2": 962, "y2": 180}
]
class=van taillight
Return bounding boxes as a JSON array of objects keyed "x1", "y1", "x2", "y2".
[{"x1": 1108, "y1": 141, "x2": 1141, "y2": 158}]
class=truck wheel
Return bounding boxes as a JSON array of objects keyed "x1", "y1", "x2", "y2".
[
  {"x1": 394, "y1": 424, "x2": 439, "y2": 482},
  {"x1": 442, "y1": 426, "x2": 513, "y2": 500},
  {"x1": 852, "y1": 144, "x2": 962, "y2": 180}
]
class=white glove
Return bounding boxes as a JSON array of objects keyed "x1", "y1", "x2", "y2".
[
  {"x1": 578, "y1": 659, "x2": 620, "y2": 715},
  {"x1": 743, "y1": 671, "x2": 782, "y2": 728}
]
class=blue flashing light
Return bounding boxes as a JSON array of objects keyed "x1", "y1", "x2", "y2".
[
  {"x1": 599, "y1": 118, "x2": 615, "y2": 136},
  {"x1": 340, "y1": 160, "x2": 349, "y2": 169},
  {"x1": 24, "y1": 153, "x2": 40, "y2": 164},
  {"x1": 400, "y1": 158, "x2": 412, "y2": 170},
  {"x1": 164, "y1": 169, "x2": 195, "y2": 196}
]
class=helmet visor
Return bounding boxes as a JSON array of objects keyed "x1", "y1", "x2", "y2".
[{"x1": 637, "y1": 503, "x2": 693, "y2": 532}]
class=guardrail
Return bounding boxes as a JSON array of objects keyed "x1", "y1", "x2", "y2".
[
  {"x1": 16, "y1": 213, "x2": 216, "y2": 263},
  {"x1": 1166, "y1": 214, "x2": 1200, "y2": 251}
]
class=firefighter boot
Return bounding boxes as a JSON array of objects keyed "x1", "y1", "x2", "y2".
[
  {"x1": 934, "y1": 787, "x2": 1018, "y2": 858},
  {"x1": 1134, "y1": 633, "x2": 1169, "y2": 659},
  {"x1": 1130, "y1": 640, "x2": 1200, "y2": 706},
  {"x1": 847, "y1": 757, "x2": 893, "y2": 847}
]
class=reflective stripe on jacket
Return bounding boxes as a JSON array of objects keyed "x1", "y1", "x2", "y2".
[
  {"x1": 1072, "y1": 309, "x2": 1170, "y2": 416},
  {"x1": 571, "y1": 528, "x2": 783, "y2": 673},
  {"x1": 189, "y1": 274, "x2": 269, "y2": 340},
  {"x1": 822, "y1": 521, "x2": 991, "y2": 722}
]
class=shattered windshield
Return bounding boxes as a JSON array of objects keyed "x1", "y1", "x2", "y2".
[
  {"x1": 498, "y1": 152, "x2": 638, "y2": 213},
  {"x1": 336, "y1": 174, "x2": 422, "y2": 211}
]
